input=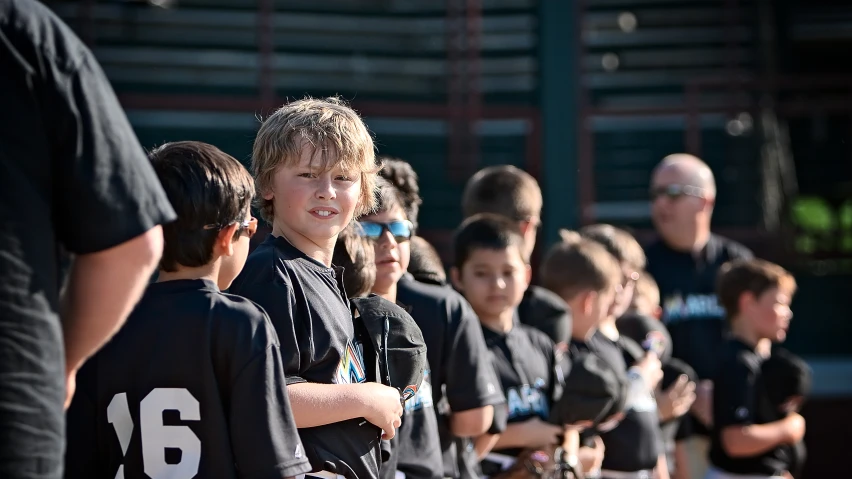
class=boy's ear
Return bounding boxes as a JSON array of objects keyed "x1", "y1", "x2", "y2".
[
  {"x1": 524, "y1": 263, "x2": 532, "y2": 285},
  {"x1": 450, "y1": 267, "x2": 463, "y2": 292},
  {"x1": 216, "y1": 223, "x2": 240, "y2": 257},
  {"x1": 738, "y1": 291, "x2": 756, "y2": 315},
  {"x1": 581, "y1": 290, "x2": 597, "y2": 316},
  {"x1": 262, "y1": 187, "x2": 274, "y2": 201},
  {"x1": 653, "y1": 305, "x2": 663, "y2": 320}
]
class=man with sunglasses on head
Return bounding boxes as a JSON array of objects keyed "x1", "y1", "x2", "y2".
[
  {"x1": 65, "y1": 142, "x2": 311, "y2": 479},
  {"x1": 644, "y1": 154, "x2": 753, "y2": 479}
]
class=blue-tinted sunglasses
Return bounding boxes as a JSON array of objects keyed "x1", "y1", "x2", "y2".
[{"x1": 357, "y1": 220, "x2": 414, "y2": 242}]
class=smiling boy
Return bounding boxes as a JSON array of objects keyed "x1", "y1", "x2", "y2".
[{"x1": 229, "y1": 98, "x2": 404, "y2": 479}]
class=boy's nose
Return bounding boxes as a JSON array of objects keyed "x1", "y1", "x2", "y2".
[{"x1": 315, "y1": 177, "x2": 336, "y2": 199}]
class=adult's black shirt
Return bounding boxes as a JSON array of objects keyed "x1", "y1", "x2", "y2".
[
  {"x1": 229, "y1": 235, "x2": 381, "y2": 479},
  {"x1": 1, "y1": 1, "x2": 176, "y2": 476},
  {"x1": 587, "y1": 331, "x2": 663, "y2": 473},
  {"x1": 396, "y1": 274, "x2": 505, "y2": 479},
  {"x1": 709, "y1": 339, "x2": 793, "y2": 476},
  {"x1": 644, "y1": 234, "x2": 753, "y2": 382},
  {"x1": 65, "y1": 279, "x2": 311, "y2": 479},
  {"x1": 517, "y1": 285, "x2": 572, "y2": 346}
]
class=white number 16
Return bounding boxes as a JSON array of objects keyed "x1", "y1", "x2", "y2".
[{"x1": 107, "y1": 388, "x2": 201, "y2": 479}]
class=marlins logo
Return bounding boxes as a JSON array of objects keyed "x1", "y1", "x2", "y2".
[
  {"x1": 334, "y1": 340, "x2": 367, "y2": 384},
  {"x1": 662, "y1": 293, "x2": 726, "y2": 324},
  {"x1": 404, "y1": 369, "x2": 434, "y2": 413}
]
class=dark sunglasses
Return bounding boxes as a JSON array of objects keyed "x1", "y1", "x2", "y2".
[
  {"x1": 357, "y1": 220, "x2": 413, "y2": 242},
  {"x1": 204, "y1": 217, "x2": 258, "y2": 239},
  {"x1": 649, "y1": 184, "x2": 705, "y2": 201}
]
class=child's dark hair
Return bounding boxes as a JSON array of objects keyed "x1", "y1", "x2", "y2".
[
  {"x1": 580, "y1": 223, "x2": 646, "y2": 272},
  {"x1": 409, "y1": 236, "x2": 446, "y2": 285},
  {"x1": 371, "y1": 177, "x2": 407, "y2": 218},
  {"x1": 453, "y1": 213, "x2": 525, "y2": 270},
  {"x1": 150, "y1": 141, "x2": 254, "y2": 272},
  {"x1": 461, "y1": 165, "x2": 543, "y2": 222},
  {"x1": 378, "y1": 157, "x2": 422, "y2": 228},
  {"x1": 717, "y1": 258, "x2": 797, "y2": 319},
  {"x1": 332, "y1": 223, "x2": 376, "y2": 298}
]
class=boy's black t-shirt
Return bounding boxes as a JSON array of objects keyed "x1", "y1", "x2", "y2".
[
  {"x1": 644, "y1": 234, "x2": 753, "y2": 382},
  {"x1": 587, "y1": 331, "x2": 663, "y2": 472},
  {"x1": 381, "y1": 368, "x2": 443, "y2": 479},
  {"x1": 517, "y1": 285, "x2": 572, "y2": 346},
  {"x1": 709, "y1": 339, "x2": 792, "y2": 476},
  {"x1": 396, "y1": 274, "x2": 505, "y2": 479},
  {"x1": 229, "y1": 235, "x2": 381, "y2": 479},
  {"x1": 1, "y1": 0, "x2": 176, "y2": 473},
  {"x1": 64, "y1": 279, "x2": 311, "y2": 479},
  {"x1": 482, "y1": 320, "x2": 562, "y2": 458}
]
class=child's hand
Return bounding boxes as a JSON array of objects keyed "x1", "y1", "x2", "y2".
[
  {"x1": 783, "y1": 412, "x2": 806, "y2": 444},
  {"x1": 578, "y1": 436, "x2": 605, "y2": 473},
  {"x1": 634, "y1": 352, "x2": 663, "y2": 389},
  {"x1": 518, "y1": 417, "x2": 563, "y2": 448},
  {"x1": 357, "y1": 383, "x2": 403, "y2": 439},
  {"x1": 657, "y1": 375, "x2": 696, "y2": 421},
  {"x1": 691, "y1": 380, "x2": 714, "y2": 428}
]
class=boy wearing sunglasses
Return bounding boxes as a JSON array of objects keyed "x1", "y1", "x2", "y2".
[
  {"x1": 65, "y1": 142, "x2": 311, "y2": 478},
  {"x1": 353, "y1": 179, "x2": 443, "y2": 479},
  {"x1": 368, "y1": 185, "x2": 506, "y2": 479}
]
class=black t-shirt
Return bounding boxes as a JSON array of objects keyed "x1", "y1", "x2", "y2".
[
  {"x1": 381, "y1": 367, "x2": 443, "y2": 479},
  {"x1": 481, "y1": 321, "x2": 562, "y2": 459},
  {"x1": 65, "y1": 279, "x2": 310, "y2": 478},
  {"x1": 709, "y1": 339, "x2": 792, "y2": 476},
  {"x1": 587, "y1": 331, "x2": 663, "y2": 472},
  {"x1": 229, "y1": 235, "x2": 381, "y2": 479},
  {"x1": 396, "y1": 274, "x2": 505, "y2": 479},
  {"x1": 1, "y1": 1, "x2": 176, "y2": 475},
  {"x1": 517, "y1": 285, "x2": 572, "y2": 346},
  {"x1": 644, "y1": 234, "x2": 753, "y2": 382}
]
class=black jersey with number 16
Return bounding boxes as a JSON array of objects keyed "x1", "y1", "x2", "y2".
[{"x1": 65, "y1": 279, "x2": 311, "y2": 479}]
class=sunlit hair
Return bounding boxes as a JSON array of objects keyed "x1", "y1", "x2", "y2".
[{"x1": 252, "y1": 97, "x2": 380, "y2": 222}]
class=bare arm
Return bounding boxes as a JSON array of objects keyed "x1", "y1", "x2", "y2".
[
  {"x1": 654, "y1": 453, "x2": 670, "y2": 479},
  {"x1": 451, "y1": 405, "x2": 495, "y2": 438},
  {"x1": 474, "y1": 434, "x2": 501, "y2": 459},
  {"x1": 490, "y1": 417, "x2": 562, "y2": 451},
  {"x1": 721, "y1": 414, "x2": 804, "y2": 458},
  {"x1": 673, "y1": 441, "x2": 690, "y2": 479},
  {"x1": 61, "y1": 226, "x2": 163, "y2": 375},
  {"x1": 288, "y1": 382, "x2": 403, "y2": 438}
]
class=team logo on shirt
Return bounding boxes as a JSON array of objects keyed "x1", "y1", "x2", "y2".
[
  {"x1": 334, "y1": 340, "x2": 367, "y2": 384},
  {"x1": 506, "y1": 377, "x2": 549, "y2": 420},
  {"x1": 662, "y1": 293, "x2": 726, "y2": 324},
  {"x1": 404, "y1": 369, "x2": 434, "y2": 413}
]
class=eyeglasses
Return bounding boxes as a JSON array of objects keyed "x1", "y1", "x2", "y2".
[
  {"x1": 649, "y1": 184, "x2": 705, "y2": 201},
  {"x1": 357, "y1": 220, "x2": 414, "y2": 242},
  {"x1": 204, "y1": 217, "x2": 258, "y2": 239}
]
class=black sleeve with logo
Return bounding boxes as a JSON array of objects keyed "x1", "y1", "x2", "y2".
[
  {"x1": 589, "y1": 333, "x2": 663, "y2": 472},
  {"x1": 229, "y1": 237, "x2": 382, "y2": 479},
  {"x1": 397, "y1": 275, "x2": 505, "y2": 479},
  {"x1": 708, "y1": 340, "x2": 790, "y2": 476},
  {"x1": 517, "y1": 285, "x2": 572, "y2": 346},
  {"x1": 64, "y1": 280, "x2": 311, "y2": 478}
]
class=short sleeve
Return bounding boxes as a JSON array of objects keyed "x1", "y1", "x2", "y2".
[
  {"x1": 229, "y1": 343, "x2": 312, "y2": 478},
  {"x1": 713, "y1": 359, "x2": 757, "y2": 429},
  {"x1": 51, "y1": 54, "x2": 175, "y2": 254},
  {"x1": 230, "y1": 280, "x2": 306, "y2": 383},
  {"x1": 443, "y1": 298, "x2": 505, "y2": 412}
]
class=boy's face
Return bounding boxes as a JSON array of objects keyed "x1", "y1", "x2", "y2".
[
  {"x1": 264, "y1": 147, "x2": 361, "y2": 246},
  {"x1": 610, "y1": 264, "x2": 638, "y2": 319},
  {"x1": 360, "y1": 207, "x2": 411, "y2": 296},
  {"x1": 454, "y1": 245, "x2": 530, "y2": 321},
  {"x1": 744, "y1": 287, "x2": 793, "y2": 342}
]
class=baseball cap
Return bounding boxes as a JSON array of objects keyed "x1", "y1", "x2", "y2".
[
  {"x1": 351, "y1": 295, "x2": 428, "y2": 402},
  {"x1": 549, "y1": 349, "x2": 629, "y2": 428},
  {"x1": 761, "y1": 347, "x2": 812, "y2": 410},
  {"x1": 616, "y1": 312, "x2": 673, "y2": 364}
]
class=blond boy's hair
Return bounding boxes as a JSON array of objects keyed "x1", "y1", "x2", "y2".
[
  {"x1": 461, "y1": 165, "x2": 543, "y2": 221},
  {"x1": 580, "y1": 224, "x2": 646, "y2": 272},
  {"x1": 252, "y1": 97, "x2": 379, "y2": 223},
  {"x1": 634, "y1": 273, "x2": 660, "y2": 311},
  {"x1": 717, "y1": 259, "x2": 797, "y2": 320},
  {"x1": 541, "y1": 229, "x2": 622, "y2": 301}
]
